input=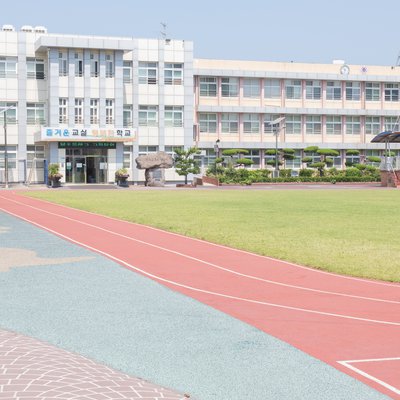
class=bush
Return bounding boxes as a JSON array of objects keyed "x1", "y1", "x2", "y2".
[
  {"x1": 265, "y1": 149, "x2": 279, "y2": 155},
  {"x1": 301, "y1": 156, "x2": 313, "y2": 163},
  {"x1": 346, "y1": 149, "x2": 360, "y2": 156},
  {"x1": 367, "y1": 156, "x2": 381, "y2": 163},
  {"x1": 317, "y1": 149, "x2": 340, "y2": 157},
  {"x1": 299, "y1": 168, "x2": 314, "y2": 177},
  {"x1": 236, "y1": 158, "x2": 253, "y2": 166},
  {"x1": 222, "y1": 149, "x2": 249, "y2": 156},
  {"x1": 304, "y1": 146, "x2": 319, "y2": 153},
  {"x1": 279, "y1": 169, "x2": 292, "y2": 178}
]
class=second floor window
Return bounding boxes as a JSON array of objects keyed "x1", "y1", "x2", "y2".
[
  {"x1": 90, "y1": 99, "x2": 99, "y2": 124},
  {"x1": 123, "y1": 61, "x2": 132, "y2": 83},
  {"x1": 285, "y1": 115, "x2": 302, "y2": 134},
  {"x1": 123, "y1": 105, "x2": 132, "y2": 127},
  {"x1": 139, "y1": 62, "x2": 157, "y2": 84},
  {"x1": 165, "y1": 106, "x2": 183, "y2": 127},
  {"x1": 90, "y1": 52, "x2": 99, "y2": 77},
  {"x1": 139, "y1": 105, "x2": 158, "y2": 126},
  {"x1": 164, "y1": 63, "x2": 183, "y2": 85},
  {"x1": 346, "y1": 116, "x2": 361, "y2": 135},
  {"x1": 59, "y1": 98, "x2": 67, "y2": 123},
  {"x1": 27, "y1": 58, "x2": 44, "y2": 79},
  {"x1": 27, "y1": 103, "x2": 45, "y2": 125},
  {"x1": 243, "y1": 113, "x2": 260, "y2": 134},
  {"x1": 106, "y1": 99, "x2": 114, "y2": 124},
  {"x1": 264, "y1": 79, "x2": 280, "y2": 99},
  {"x1": 326, "y1": 116, "x2": 342, "y2": 135},
  {"x1": 365, "y1": 116, "x2": 381, "y2": 135},
  {"x1": 106, "y1": 54, "x2": 114, "y2": 78},
  {"x1": 199, "y1": 113, "x2": 217, "y2": 133},
  {"x1": 74, "y1": 99, "x2": 83, "y2": 124},
  {"x1": 366, "y1": 82, "x2": 380, "y2": 101},
  {"x1": 384, "y1": 83, "x2": 399, "y2": 102},
  {"x1": 0, "y1": 102, "x2": 17, "y2": 124},
  {"x1": 306, "y1": 115, "x2": 322, "y2": 134},
  {"x1": 74, "y1": 52, "x2": 83, "y2": 77},
  {"x1": 221, "y1": 113, "x2": 238, "y2": 133},
  {"x1": 58, "y1": 52, "x2": 68, "y2": 76}
]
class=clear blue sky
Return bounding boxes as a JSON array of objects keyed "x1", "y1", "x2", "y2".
[{"x1": 3, "y1": 0, "x2": 400, "y2": 66}]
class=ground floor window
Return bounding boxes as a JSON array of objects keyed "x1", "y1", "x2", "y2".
[{"x1": 0, "y1": 145, "x2": 17, "y2": 168}]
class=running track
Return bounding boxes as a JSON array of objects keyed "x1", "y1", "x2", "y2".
[{"x1": 0, "y1": 191, "x2": 399, "y2": 399}]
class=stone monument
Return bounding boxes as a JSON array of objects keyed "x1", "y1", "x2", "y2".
[{"x1": 135, "y1": 151, "x2": 174, "y2": 186}]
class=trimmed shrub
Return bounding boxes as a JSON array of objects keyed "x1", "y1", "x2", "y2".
[
  {"x1": 346, "y1": 149, "x2": 360, "y2": 155},
  {"x1": 301, "y1": 156, "x2": 313, "y2": 163},
  {"x1": 367, "y1": 156, "x2": 381, "y2": 163},
  {"x1": 317, "y1": 149, "x2": 340, "y2": 157},
  {"x1": 304, "y1": 146, "x2": 319, "y2": 153},
  {"x1": 265, "y1": 149, "x2": 279, "y2": 155},
  {"x1": 236, "y1": 158, "x2": 253, "y2": 166},
  {"x1": 299, "y1": 168, "x2": 314, "y2": 177}
]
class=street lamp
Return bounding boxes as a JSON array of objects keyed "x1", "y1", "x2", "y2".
[
  {"x1": 267, "y1": 116, "x2": 285, "y2": 178},
  {"x1": 1, "y1": 105, "x2": 14, "y2": 189},
  {"x1": 214, "y1": 139, "x2": 220, "y2": 175}
]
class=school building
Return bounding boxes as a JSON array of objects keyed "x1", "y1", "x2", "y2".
[{"x1": 0, "y1": 24, "x2": 399, "y2": 184}]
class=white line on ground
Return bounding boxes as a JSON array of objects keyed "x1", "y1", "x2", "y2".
[
  {"x1": 1, "y1": 206, "x2": 400, "y2": 327},
  {"x1": 338, "y1": 358, "x2": 400, "y2": 396},
  {"x1": 1, "y1": 196, "x2": 399, "y2": 305}
]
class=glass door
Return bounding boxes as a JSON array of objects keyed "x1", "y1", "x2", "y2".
[{"x1": 73, "y1": 157, "x2": 86, "y2": 183}]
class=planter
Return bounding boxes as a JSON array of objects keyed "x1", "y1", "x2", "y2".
[
  {"x1": 48, "y1": 178, "x2": 62, "y2": 188},
  {"x1": 116, "y1": 176, "x2": 129, "y2": 187}
]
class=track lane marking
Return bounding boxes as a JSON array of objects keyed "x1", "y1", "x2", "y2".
[
  {"x1": 338, "y1": 358, "x2": 400, "y2": 396},
  {"x1": 1, "y1": 197, "x2": 399, "y2": 305},
  {"x1": 11, "y1": 192, "x2": 400, "y2": 289},
  {"x1": 1, "y1": 207, "x2": 400, "y2": 327}
]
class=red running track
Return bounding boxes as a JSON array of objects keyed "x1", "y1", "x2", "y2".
[{"x1": 1, "y1": 191, "x2": 400, "y2": 399}]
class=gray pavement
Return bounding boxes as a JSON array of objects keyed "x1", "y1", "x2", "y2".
[{"x1": 0, "y1": 211, "x2": 391, "y2": 399}]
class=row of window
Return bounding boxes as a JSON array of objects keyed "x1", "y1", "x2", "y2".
[
  {"x1": 199, "y1": 77, "x2": 400, "y2": 101},
  {"x1": 0, "y1": 56, "x2": 183, "y2": 85},
  {"x1": 198, "y1": 113, "x2": 399, "y2": 135}
]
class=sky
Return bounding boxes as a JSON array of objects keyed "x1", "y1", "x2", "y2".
[{"x1": 2, "y1": 0, "x2": 400, "y2": 66}]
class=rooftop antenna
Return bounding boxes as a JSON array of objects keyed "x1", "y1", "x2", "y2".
[
  {"x1": 160, "y1": 22, "x2": 167, "y2": 39},
  {"x1": 396, "y1": 51, "x2": 400, "y2": 66}
]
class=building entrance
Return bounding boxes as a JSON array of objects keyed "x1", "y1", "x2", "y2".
[{"x1": 65, "y1": 148, "x2": 108, "y2": 184}]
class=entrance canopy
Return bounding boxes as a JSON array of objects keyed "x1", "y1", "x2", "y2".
[{"x1": 371, "y1": 131, "x2": 400, "y2": 143}]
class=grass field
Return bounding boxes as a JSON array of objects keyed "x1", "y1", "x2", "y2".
[{"x1": 25, "y1": 188, "x2": 400, "y2": 282}]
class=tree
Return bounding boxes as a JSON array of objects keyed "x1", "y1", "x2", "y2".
[{"x1": 174, "y1": 147, "x2": 201, "y2": 184}]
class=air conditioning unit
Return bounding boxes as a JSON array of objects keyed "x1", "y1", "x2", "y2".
[
  {"x1": 34, "y1": 26, "x2": 47, "y2": 33},
  {"x1": 21, "y1": 25, "x2": 34, "y2": 32},
  {"x1": 2, "y1": 25, "x2": 15, "y2": 32}
]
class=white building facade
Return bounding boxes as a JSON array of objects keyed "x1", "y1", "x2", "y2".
[{"x1": 0, "y1": 25, "x2": 399, "y2": 184}]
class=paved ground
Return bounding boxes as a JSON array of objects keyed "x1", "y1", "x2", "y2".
[
  {"x1": 0, "y1": 191, "x2": 395, "y2": 399},
  {"x1": 0, "y1": 329, "x2": 188, "y2": 399}
]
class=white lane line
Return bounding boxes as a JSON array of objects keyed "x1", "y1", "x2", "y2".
[
  {"x1": 1, "y1": 207, "x2": 400, "y2": 327},
  {"x1": 338, "y1": 358, "x2": 400, "y2": 396},
  {"x1": 1, "y1": 196, "x2": 399, "y2": 305},
  {"x1": 9, "y1": 192, "x2": 400, "y2": 289}
]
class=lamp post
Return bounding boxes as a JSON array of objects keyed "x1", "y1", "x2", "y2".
[
  {"x1": 1, "y1": 105, "x2": 14, "y2": 189},
  {"x1": 214, "y1": 139, "x2": 220, "y2": 175},
  {"x1": 267, "y1": 117, "x2": 285, "y2": 178}
]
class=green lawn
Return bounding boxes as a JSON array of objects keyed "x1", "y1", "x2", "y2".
[{"x1": 25, "y1": 189, "x2": 400, "y2": 282}]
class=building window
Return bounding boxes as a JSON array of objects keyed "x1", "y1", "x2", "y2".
[
  {"x1": 106, "y1": 99, "x2": 114, "y2": 124},
  {"x1": 27, "y1": 145, "x2": 45, "y2": 168},
  {"x1": 384, "y1": 116, "x2": 399, "y2": 131},
  {"x1": 74, "y1": 52, "x2": 83, "y2": 77},
  {"x1": 123, "y1": 145, "x2": 132, "y2": 168},
  {"x1": 90, "y1": 99, "x2": 99, "y2": 124},
  {"x1": 243, "y1": 113, "x2": 260, "y2": 134},
  {"x1": 346, "y1": 153, "x2": 360, "y2": 166},
  {"x1": 74, "y1": 98, "x2": 83, "y2": 124},
  {"x1": 139, "y1": 145, "x2": 158, "y2": 154},
  {"x1": 164, "y1": 63, "x2": 183, "y2": 85},
  {"x1": 264, "y1": 79, "x2": 280, "y2": 99},
  {"x1": 264, "y1": 114, "x2": 281, "y2": 133},
  {"x1": 0, "y1": 57, "x2": 17, "y2": 78},
  {"x1": 27, "y1": 103, "x2": 45, "y2": 125},
  {"x1": 246, "y1": 149, "x2": 261, "y2": 168},
  {"x1": 285, "y1": 115, "x2": 302, "y2": 134},
  {"x1": 366, "y1": 83, "x2": 380, "y2": 101},
  {"x1": 139, "y1": 105, "x2": 158, "y2": 126},
  {"x1": 58, "y1": 52, "x2": 68, "y2": 76},
  {"x1": 384, "y1": 83, "x2": 399, "y2": 102},
  {"x1": 365, "y1": 116, "x2": 381, "y2": 135},
  {"x1": 0, "y1": 102, "x2": 17, "y2": 124},
  {"x1": 346, "y1": 116, "x2": 361, "y2": 135},
  {"x1": 194, "y1": 148, "x2": 216, "y2": 167},
  {"x1": 59, "y1": 98, "x2": 68, "y2": 123},
  {"x1": 105, "y1": 54, "x2": 114, "y2": 78},
  {"x1": 221, "y1": 113, "x2": 238, "y2": 133},
  {"x1": 199, "y1": 76, "x2": 217, "y2": 96},
  {"x1": 285, "y1": 150, "x2": 301, "y2": 169},
  {"x1": 305, "y1": 115, "x2": 321, "y2": 134},
  {"x1": 243, "y1": 78, "x2": 260, "y2": 98},
  {"x1": 123, "y1": 105, "x2": 132, "y2": 127},
  {"x1": 326, "y1": 81, "x2": 342, "y2": 100},
  {"x1": 123, "y1": 61, "x2": 132, "y2": 83},
  {"x1": 90, "y1": 52, "x2": 99, "y2": 77},
  {"x1": 326, "y1": 115, "x2": 342, "y2": 135},
  {"x1": 221, "y1": 77, "x2": 239, "y2": 97},
  {"x1": 27, "y1": 58, "x2": 45, "y2": 79},
  {"x1": 199, "y1": 113, "x2": 217, "y2": 133},
  {"x1": 345, "y1": 82, "x2": 361, "y2": 101},
  {"x1": 285, "y1": 80, "x2": 302, "y2": 99},
  {"x1": 305, "y1": 81, "x2": 321, "y2": 100},
  {"x1": 165, "y1": 106, "x2": 183, "y2": 127},
  {"x1": 139, "y1": 62, "x2": 157, "y2": 84},
  {"x1": 0, "y1": 146, "x2": 17, "y2": 169}
]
